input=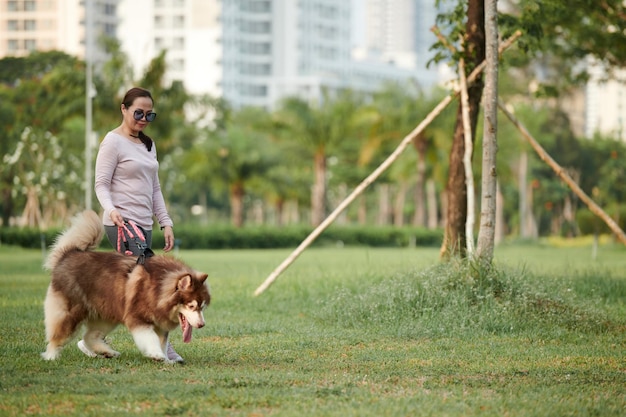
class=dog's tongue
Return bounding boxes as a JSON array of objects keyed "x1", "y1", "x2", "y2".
[{"x1": 179, "y1": 314, "x2": 193, "y2": 343}]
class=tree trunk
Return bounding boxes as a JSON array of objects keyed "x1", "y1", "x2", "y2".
[
  {"x1": 335, "y1": 183, "x2": 348, "y2": 225},
  {"x1": 495, "y1": 181, "x2": 505, "y2": 243},
  {"x1": 377, "y1": 184, "x2": 391, "y2": 225},
  {"x1": 275, "y1": 197, "x2": 285, "y2": 226},
  {"x1": 441, "y1": 0, "x2": 485, "y2": 260},
  {"x1": 230, "y1": 181, "x2": 245, "y2": 228},
  {"x1": 475, "y1": 0, "x2": 499, "y2": 263},
  {"x1": 311, "y1": 151, "x2": 326, "y2": 226},
  {"x1": 459, "y1": 57, "x2": 476, "y2": 256},
  {"x1": 412, "y1": 133, "x2": 427, "y2": 227},
  {"x1": 1, "y1": 186, "x2": 13, "y2": 227},
  {"x1": 394, "y1": 181, "x2": 408, "y2": 227},
  {"x1": 518, "y1": 151, "x2": 530, "y2": 237},
  {"x1": 358, "y1": 195, "x2": 367, "y2": 225},
  {"x1": 427, "y1": 179, "x2": 439, "y2": 229}
]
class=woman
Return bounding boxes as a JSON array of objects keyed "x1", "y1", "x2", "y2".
[{"x1": 78, "y1": 87, "x2": 182, "y2": 362}]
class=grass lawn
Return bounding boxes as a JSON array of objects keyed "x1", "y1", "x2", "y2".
[{"x1": 0, "y1": 241, "x2": 624, "y2": 416}]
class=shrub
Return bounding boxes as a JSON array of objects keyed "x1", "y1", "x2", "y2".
[{"x1": 0, "y1": 224, "x2": 442, "y2": 250}]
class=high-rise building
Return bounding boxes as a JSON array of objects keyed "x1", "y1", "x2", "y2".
[
  {"x1": 0, "y1": 0, "x2": 439, "y2": 109},
  {"x1": 117, "y1": 0, "x2": 221, "y2": 96},
  {"x1": 220, "y1": 0, "x2": 354, "y2": 108},
  {"x1": 118, "y1": 0, "x2": 433, "y2": 109},
  {"x1": 0, "y1": 0, "x2": 118, "y2": 61},
  {"x1": 356, "y1": 0, "x2": 443, "y2": 86},
  {"x1": 585, "y1": 62, "x2": 626, "y2": 141}
]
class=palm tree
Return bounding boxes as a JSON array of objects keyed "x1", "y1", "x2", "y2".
[
  {"x1": 182, "y1": 107, "x2": 277, "y2": 227},
  {"x1": 344, "y1": 82, "x2": 452, "y2": 227},
  {"x1": 273, "y1": 89, "x2": 362, "y2": 226}
]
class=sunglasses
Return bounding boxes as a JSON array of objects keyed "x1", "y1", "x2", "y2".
[{"x1": 133, "y1": 109, "x2": 157, "y2": 122}]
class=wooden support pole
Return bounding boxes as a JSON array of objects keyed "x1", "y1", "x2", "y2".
[
  {"x1": 458, "y1": 56, "x2": 476, "y2": 256},
  {"x1": 498, "y1": 99, "x2": 626, "y2": 245}
]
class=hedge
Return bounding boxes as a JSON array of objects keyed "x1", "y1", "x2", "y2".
[{"x1": 0, "y1": 224, "x2": 443, "y2": 250}]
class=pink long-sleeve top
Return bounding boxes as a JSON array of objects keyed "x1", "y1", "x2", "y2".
[{"x1": 94, "y1": 131, "x2": 173, "y2": 230}]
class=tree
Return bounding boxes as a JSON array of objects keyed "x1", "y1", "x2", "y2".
[
  {"x1": 273, "y1": 89, "x2": 362, "y2": 226},
  {"x1": 500, "y1": 0, "x2": 626, "y2": 82},
  {"x1": 475, "y1": 0, "x2": 499, "y2": 262},
  {"x1": 435, "y1": 0, "x2": 486, "y2": 259},
  {"x1": 3, "y1": 127, "x2": 82, "y2": 228},
  {"x1": 0, "y1": 52, "x2": 85, "y2": 226},
  {"x1": 182, "y1": 106, "x2": 278, "y2": 227}
]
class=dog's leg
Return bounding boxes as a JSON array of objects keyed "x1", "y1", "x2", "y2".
[
  {"x1": 130, "y1": 326, "x2": 172, "y2": 363},
  {"x1": 83, "y1": 320, "x2": 120, "y2": 358},
  {"x1": 41, "y1": 286, "x2": 84, "y2": 360}
]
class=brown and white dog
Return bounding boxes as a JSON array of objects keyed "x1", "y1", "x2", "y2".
[{"x1": 41, "y1": 210, "x2": 210, "y2": 363}]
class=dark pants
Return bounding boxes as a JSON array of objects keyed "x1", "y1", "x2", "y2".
[{"x1": 104, "y1": 225, "x2": 152, "y2": 256}]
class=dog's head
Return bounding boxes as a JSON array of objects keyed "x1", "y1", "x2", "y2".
[{"x1": 175, "y1": 272, "x2": 210, "y2": 343}]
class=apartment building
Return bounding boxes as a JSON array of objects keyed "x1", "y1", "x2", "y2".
[
  {"x1": 0, "y1": 0, "x2": 438, "y2": 109},
  {"x1": 0, "y1": 0, "x2": 118, "y2": 61}
]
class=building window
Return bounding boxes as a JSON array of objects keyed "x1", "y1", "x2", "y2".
[
  {"x1": 7, "y1": 39, "x2": 19, "y2": 51},
  {"x1": 171, "y1": 58, "x2": 184, "y2": 71},
  {"x1": 173, "y1": 37, "x2": 185, "y2": 50},
  {"x1": 8, "y1": 1, "x2": 18, "y2": 11},
  {"x1": 104, "y1": 3, "x2": 116, "y2": 15},
  {"x1": 8, "y1": 20, "x2": 19, "y2": 31},
  {"x1": 154, "y1": 37, "x2": 164, "y2": 49},
  {"x1": 24, "y1": 1, "x2": 36, "y2": 11},
  {"x1": 241, "y1": 20, "x2": 270, "y2": 34},
  {"x1": 24, "y1": 39, "x2": 36, "y2": 51},
  {"x1": 240, "y1": 63, "x2": 271, "y2": 75},
  {"x1": 241, "y1": 1, "x2": 271, "y2": 12},
  {"x1": 173, "y1": 15, "x2": 185, "y2": 28},
  {"x1": 173, "y1": 0, "x2": 185, "y2": 7},
  {"x1": 154, "y1": 15, "x2": 164, "y2": 28},
  {"x1": 24, "y1": 20, "x2": 36, "y2": 31},
  {"x1": 104, "y1": 23, "x2": 115, "y2": 37},
  {"x1": 241, "y1": 41, "x2": 270, "y2": 55},
  {"x1": 240, "y1": 84, "x2": 267, "y2": 97}
]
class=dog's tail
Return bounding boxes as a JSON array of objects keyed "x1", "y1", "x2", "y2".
[{"x1": 44, "y1": 210, "x2": 104, "y2": 270}]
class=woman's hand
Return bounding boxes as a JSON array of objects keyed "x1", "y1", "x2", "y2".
[
  {"x1": 109, "y1": 209, "x2": 124, "y2": 227},
  {"x1": 163, "y1": 226, "x2": 174, "y2": 252}
]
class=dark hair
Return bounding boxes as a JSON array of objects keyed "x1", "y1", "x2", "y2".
[{"x1": 121, "y1": 87, "x2": 154, "y2": 152}]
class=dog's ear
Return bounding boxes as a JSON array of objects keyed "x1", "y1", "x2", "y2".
[
  {"x1": 196, "y1": 272, "x2": 209, "y2": 283},
  {"x1": 177, "y1": 275, "x2": 192, "y2": 291}
]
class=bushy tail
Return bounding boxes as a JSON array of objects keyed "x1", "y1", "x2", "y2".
[{"x1": 44, "y1": 210, "x2": 104, "y2": 270}]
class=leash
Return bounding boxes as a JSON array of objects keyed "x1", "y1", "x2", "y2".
[{"x1": 117, "y1": 219, "x2": 155, "y2": 265}]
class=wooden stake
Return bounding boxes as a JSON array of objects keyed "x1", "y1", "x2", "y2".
[
  {"x1": 498, "y1": 99, "x2": 626, "y2": 245},
  {"x1": 458, "y1": 56, "x2": 475, "y2": 256}
]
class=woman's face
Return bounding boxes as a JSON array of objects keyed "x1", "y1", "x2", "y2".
[{"x1": 122, "y1": 96, "x2": 154, "y2": 132}]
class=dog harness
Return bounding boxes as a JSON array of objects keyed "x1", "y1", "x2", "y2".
[{"x1": 117, "y1": 219, "x2": 155, "y2": 265}]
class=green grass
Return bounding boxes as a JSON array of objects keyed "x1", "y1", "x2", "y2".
[{"x1": 0, "y1": 243, "x2": 625, "y2": 416}]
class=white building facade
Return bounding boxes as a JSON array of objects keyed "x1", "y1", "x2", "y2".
[
  {"x1": 116, "y1": 0, "x2": 438, "y2": 109},
  {"x1": 0, "y1": 0, "x2": 118, "y2": 61}
]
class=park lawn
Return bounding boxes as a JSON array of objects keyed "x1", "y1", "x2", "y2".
[{"x1": 0, "y1": 243, "x2": 624, "y2": 416}]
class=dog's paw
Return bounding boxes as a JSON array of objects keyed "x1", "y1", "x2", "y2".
[
  {"x1": 41, "y1": 350, "x2": 59, "y2": 361},
  {"x1": 101, "y1": 349, "x2": 121, "y2": 358}
]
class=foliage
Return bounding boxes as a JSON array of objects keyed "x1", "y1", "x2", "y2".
[
  {"x1": 273, "y1": 88, "x2": 365, "y2": 225},
  {"x1": 0, "y1": 51, "x2": 86, "y2": 225},
  {"x1": 577, "y1": 206, "x2": 626, "y2": 235},
  {"x1": 499, "y1": 0, "x2": 626, "y2": 79},
  {"x1": 2, "y1": 127, "x2": 82, "y2": 227}
]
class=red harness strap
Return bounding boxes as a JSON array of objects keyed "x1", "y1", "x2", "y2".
[{"x1": 117, "y1": 219, "x2": 154, "y2": 264}]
